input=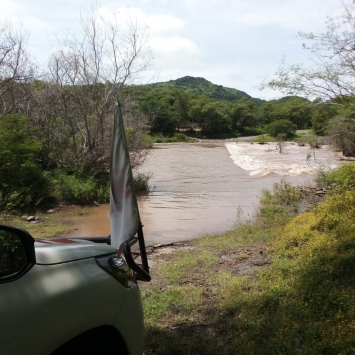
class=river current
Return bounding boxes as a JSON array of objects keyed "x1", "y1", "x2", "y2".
[{"x1": 61, "y1": 141, "x2": 343, "y2": 245}]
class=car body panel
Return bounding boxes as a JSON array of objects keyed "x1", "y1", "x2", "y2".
[
  {"x1": 0, "y1": 256, "x2": 144, "y2": 355},
  {"x1": 35, "y1": 238, "x2": 116, "y2": 264}
]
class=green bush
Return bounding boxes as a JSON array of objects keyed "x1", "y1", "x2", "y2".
[
  {"x1": 52, "y1": 171, "x2": 150, "y2": 204},
  {"x1": 252, "y1": 134, "x2": 276, "y2": 143},
  {"x1": 265, "y1": 119, "x2": 297, "y2": 138},
  {"x1": 133, "y1": 173, "x2": 151, "y2": 194},
  {"x1": 0, "y1": 164, "x2": 53, "y2": 211},
  {"x1": 148, "y1": 132, "x2": 195, "y2": 143},
  {"x1": 52, "y1": 172, "x2": 110, "y2": 205},
  {"x1": 0, "y1": 114, "x2": 53, "y2": 211},
  {"x1": 241, "y1": 126, "x2": 266, "y2": 136},
  {"x1": 316, "y1": 162, "x2": 355, "y2": 190},
  {"x1": 259, "y1": 179, "x2": 301, "y2": 219}
]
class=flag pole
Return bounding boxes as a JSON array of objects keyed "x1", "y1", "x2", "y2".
[{"x1": 137, "y1": 221, "x2": 149, "y2": 274}]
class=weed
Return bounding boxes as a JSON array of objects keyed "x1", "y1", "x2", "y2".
[
  {"x1": 158, "y1": 253, "x2": 198, "y2": 284},
  {"x1": 52, "y1": 171, "x2": 110, "y2": 205},
  {"x1": 316, "y1": 162, "x2": 355, "y2": 190},
  {"x1": 252, "y1": 134, "x2": 276, "y2": 143},
  {"x1": 133, "y1": 173, "x2": 152, "y2": 194},
  {"x1": 148, "y1": 133, "x2": 195, "y2": 143}
]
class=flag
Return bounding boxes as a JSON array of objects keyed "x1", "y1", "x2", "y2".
[{"x1": 110, "y1": 102, "x2": 140, "y2": 249}]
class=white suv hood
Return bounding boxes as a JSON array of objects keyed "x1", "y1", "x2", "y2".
[{"x1": 35, "y1": 238, "x2": 116, "y2": 264}]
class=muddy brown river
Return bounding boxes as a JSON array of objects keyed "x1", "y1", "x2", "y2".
[{"x1": 60, "y1": 142, "x2": 342, "y2": 246}]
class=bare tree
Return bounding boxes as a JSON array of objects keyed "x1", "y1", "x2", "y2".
[
  {"x1": 38, "y1": 8, "x2": 152, "y2": 171},
  {"x1": 0, "y1": 21, "x2": 36, "y2": 114}
]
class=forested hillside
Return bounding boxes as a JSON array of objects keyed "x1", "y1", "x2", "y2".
[{"x1": 146, "y1": 76, "x2": 263, "y2": 104}]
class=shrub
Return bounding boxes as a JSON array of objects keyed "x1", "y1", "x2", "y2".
[
  {"x1": 265, "y1": 119, "x2": 297, "y2": 138},
  {"x1": 241, "y1": 126, "x2": 266, "y2": 136},
  {"x1": 52, "y1": 172, "x2": 110, "y2": 205},
  {"x1": 133, "y1": 173, "x2": 151, "y2": 194},
  {"x1": 148, "y1": 132, "x2": 195, "y2": 143},
  {"x1": 0, "y1": 114, "x2": 53, "y2": 211},
  {"x1": 259, "y1": 180, "x2": 301, "y2": 220},
  {"x1": 316, "y1": 162, "x2": 355, "y2": 190},
  {"x1": 0, "y1": 164, "x2": 53, "y2": 211},
  {"x1": 252, "y1": 134, "x2": 276, "y2": 143}
]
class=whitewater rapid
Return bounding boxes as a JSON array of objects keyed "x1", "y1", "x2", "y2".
[{"x1": 225, "y1": 142, "x2": 343, "y2": 176}]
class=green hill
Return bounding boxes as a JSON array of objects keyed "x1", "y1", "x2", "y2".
[
  {"x1": 147, "y1": 76, "x2": 264, "y2": 105},
  {"x1": 268, "y1": 95, "x2": 309, "y2": 105}
]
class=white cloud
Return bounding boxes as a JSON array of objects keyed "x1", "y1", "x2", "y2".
[
  {"x1": 149, "y1": 36, "x2": 201, "y2": 61},
  {"x1": 0, "y1": 0, "x2": 347, "y2": 99},
  {"x1": 148, "y1": 14, "x2": 185, "y2": 36}
]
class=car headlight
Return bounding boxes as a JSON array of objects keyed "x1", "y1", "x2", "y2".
[{"x1": 96, "y1": 254, "x2": 134, "y2": 288}]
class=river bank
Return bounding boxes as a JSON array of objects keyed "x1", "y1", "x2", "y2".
[{"x1": 141, "y1": 164, "x2": 355, "y2": 354}]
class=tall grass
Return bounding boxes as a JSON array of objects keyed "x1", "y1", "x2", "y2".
[
  {"x1": 52, "y1": 171, "x2": 151, "y2": 205},
  {"x1": 52, "y1": 172, "x2": 110, "y2": 205}
]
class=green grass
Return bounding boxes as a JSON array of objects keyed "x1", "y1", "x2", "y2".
[
  {"x1": 141, "y1": 175, "x2": 355, "y2": 354},
  {"x1": 296, "y1": 129, "x2": 312, "y2": 136},
  {"x1": 0, "y1": 214, "x2": 71, "y2": 238},
  {"x1": 148, "y1": 132, "x2": 196, "y2": 143},
  {"x1": 252, "y1": 134, "x2": 276, "y2": 143}
]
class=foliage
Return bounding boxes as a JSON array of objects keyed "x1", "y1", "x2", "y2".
[
  {"x1": 252, "y1": 134, "x2": 276, "y2": 143},
  {"x1": 51, "y1": 171, "x2": 110, "y2": 205},
  {"x1": 240, "y1": 126, "x2": 266, "y2": 136},
  {"x1": 267, "y1": 2, "x2": 355, "y2": 156},
  {"x1": 147, "y1": 76, "x2": 255, "y2": 103},
  {"x1": 311, "y1": 103, "x2": 339, "y2": 135},
  {"x1": 48, "y1": 170, "x2": 150, "y2": 205},
  {"x1": 230, "y1": 98, "x2": 257, "y2": 131},
  {"x1": 316, "y1": 162, "x2": 355, "y2": 190},
  {"x1": 190, "y1": 98, "x2": 231, "y2": 133},
  {"x1": 148, "y1": 132, "x2": 195, "y2": 143},
  {"x1": 133, "y1": 173, "x2": 151, "y2": 194},
  {"x1": 265, "y1": 119, "x2": 297, "y2": 138},
  {"x1": 259, "y1": 179, "x2": 301, "y2": 219},
  {"x1": 0, "y1": 114, "x2": 52, "y2": 211},
  {"x1": 327, "y1": 116, "x2": 355, "y2": 156}
]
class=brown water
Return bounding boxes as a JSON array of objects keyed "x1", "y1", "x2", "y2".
[{"x1": 60, "y1": 142, "x2": 317, "y2": 245}]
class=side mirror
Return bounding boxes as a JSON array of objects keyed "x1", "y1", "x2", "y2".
[{"x1": 0, "y1": 224, "x2": 36, "y2": 283}]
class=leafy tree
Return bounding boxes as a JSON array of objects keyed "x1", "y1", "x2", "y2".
[
  {"x1": 140, "y1": 90, "x2": 182, "y2": 134},
  {"x1": 189, "y1": 97, "x2": 230, "y2": 133},
  {"x1": 267, "y1": 2, "x2": 355, "y2": 155},
  {"x1": 265, "y1": 119, "x2": 297, "y2": 138},
  {"x1": 311, "y1": 102, "x2": 339, "y2": 135},
  {"x1": 258, "y1": 102, "x2": 275, "y2": 125},
  {"x1": 230, "y1": 98, "x2": 257, "y2": 131},
  {"x1": 0, "y1": 114, "x2": 51, "y2": 210},
  {"x1": 283, "y1": 97, "x2": 312, "y2": 129}
]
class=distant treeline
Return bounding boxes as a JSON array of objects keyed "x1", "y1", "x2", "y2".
[
  {"x1": 1, "y1": 76, "x2": 353, "y2": 211},
  {"x1": 131, "y1": 83, "x2": 347, "y2": 139}
]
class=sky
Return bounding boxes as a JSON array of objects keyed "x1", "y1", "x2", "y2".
[{"x1": 1, "y1": 0, "x2": 346, "y2": 100}]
